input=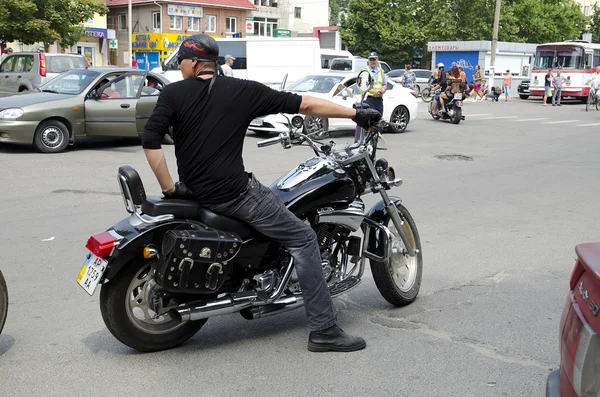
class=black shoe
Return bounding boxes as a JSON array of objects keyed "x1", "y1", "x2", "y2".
[{"x1": 308, "y1": 325, "x2": 366, "y2": 352}]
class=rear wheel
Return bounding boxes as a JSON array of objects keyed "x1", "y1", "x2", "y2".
[
  {"x1": 451, "y1": 107, "x2": 462, "y2": 124},
  {"x1": 370, "y1": 203, "x2": 423, "y2": 306},
  {"x1": 100, "y1": 259, "x2": 205, "y2": 352},
  {"x1": 0, "y1": 270, "x2": 7, "y2": 335}
]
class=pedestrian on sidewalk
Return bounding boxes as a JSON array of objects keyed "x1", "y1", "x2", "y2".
[
  {"x1": 474, "y1": 65, "x2": 485, "y2": 101},
  {"x1": 543, "y1": 68, "x2": 553, "y2": 106},
  {"x1": 503, "y1": 70, "x2": 512, "y2": 101},
  {"x1": 552, "y1": 69, "x2": 565, "y2": 106}
]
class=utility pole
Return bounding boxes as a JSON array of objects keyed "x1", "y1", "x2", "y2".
[
  {"x1": 128, "y1": 0, "x2": 133, "y2": 67},
  {"x1": 489, "y1": 0, "x2": 502, "y2": 90}
]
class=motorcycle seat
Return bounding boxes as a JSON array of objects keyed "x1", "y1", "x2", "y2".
[{"x1": 141, "y1": 197, "x2": 253, "y2": 238}]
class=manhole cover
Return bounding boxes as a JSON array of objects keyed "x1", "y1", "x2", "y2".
[{"x1": 434, "y1": 154, "x2": 473, "y2": 161}]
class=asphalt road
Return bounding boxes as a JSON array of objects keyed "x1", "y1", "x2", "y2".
[{"x1": 0, "y1": 95, "x2": 598, "y2": 397}]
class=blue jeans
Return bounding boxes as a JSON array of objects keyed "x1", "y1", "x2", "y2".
[
  {"x1": 207, "y1": 173, "x2": 337, "y2": 331},
  {"x1": 552, "y1": 88, "x2": 562, "y2": 104}
]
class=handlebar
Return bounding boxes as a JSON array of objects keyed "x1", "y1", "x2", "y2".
[{"x1": 256, "y1": 136, "x2": 281, "y2": 148}]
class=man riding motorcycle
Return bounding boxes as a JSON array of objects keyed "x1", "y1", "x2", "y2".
[{"x1": 142, "y1": 34, "x2": 381, "y2": 352}]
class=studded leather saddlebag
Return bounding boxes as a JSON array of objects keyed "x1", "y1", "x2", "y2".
[{"x1": 155, "y1": 222, "x2": 242, "y2": 294}]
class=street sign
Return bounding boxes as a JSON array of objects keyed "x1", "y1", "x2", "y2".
[
  {"x1": 275, "y1": 29, "x2": 291, "y2": 38},
  {"x1": 109, "y1": 39, "x2": 118, "y2": 49},
  {"x1": 246, "y1": 16, "x2": 254, "y2": 36}
]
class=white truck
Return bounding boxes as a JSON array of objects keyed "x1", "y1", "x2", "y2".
[{"x1": 153, "y1": 37, "x2": 322, "y2": 89}]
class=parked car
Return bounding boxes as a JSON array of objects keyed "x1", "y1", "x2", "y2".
[
  {"x1": 329, "y1": 57, "x2": 391, "y2": 74},
  {"x1": 0, "y1": 52, "x2": 90, "y2": 97},
  {"x1": 247, "y1": 73, "x2": 418, "y2": 136},
  {"x1": 545, "y1": 242, "x2": 600, "y2": 397},
  {"x1": 518, "y1": 80, "x2": 530, "y2": 99},
  {"x1": 0, "y1": 67, "x2": 171, "y2": 153},
  {"x1": 387, "y1": 69, "x2": 432, "y2": 96}
]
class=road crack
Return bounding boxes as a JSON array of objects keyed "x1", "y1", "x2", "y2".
[{"x1": 369, "y1": 315, "x2": 553, "y2": 370}]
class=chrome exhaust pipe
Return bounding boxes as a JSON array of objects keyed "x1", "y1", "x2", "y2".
[
  {"x1": 241, "y1": 295, "x2": 304, "y2": 320},
  {"x1": 169, "y1": 293, "x2": 256, "y2": 322}
]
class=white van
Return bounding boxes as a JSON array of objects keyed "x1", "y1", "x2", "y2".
[
  {"x1": 320, "y1": 49, "x2": 353, "y2": 71},
  {"x1": 152, "y1": 37, "x2": 321, "y2": 89},
  {"x1": 329, "y1": 56, "x2": 392, "y2": 74}
]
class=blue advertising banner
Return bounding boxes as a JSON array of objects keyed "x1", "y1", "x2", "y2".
[{"x1": 435, "y1": 51, "x2": 479, "y2": 83}]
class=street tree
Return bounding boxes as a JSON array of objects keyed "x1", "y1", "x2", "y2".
[
  {"x1": 0, "y1": 0, "x2": 108, "y2": 50},
  {"x1": 500, "y1": 0, "x2": 588, "y2": 43},
  {"x1": 586, "y1": 4, "x2": 600, "y2": 43},
  {"x1": 340, "y1": 0, "x2": 425, "y2": 66}
]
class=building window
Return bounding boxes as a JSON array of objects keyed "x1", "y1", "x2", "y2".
[
  {"x1": 584, "y1": 6, "x2": 590, "y2": 16},
  {"x1": 294, "y1": 7, "x2": 301, "y2": 18},
  {"x1": 170, "y1": 15, "x2": 182, "y2": 30},
  {"x1": 118, "y1": 14, "x2": 127, "y2": 31},
  {"x1": 260, "y1": 0, "x2": 269, "y2": 6},
  {"x1": 188, "y1": 17, "x2": 200, "y2": 31},
  {"x1": 205, "y1": 15, "x2": 216, "y2": 32},
  {"x1": 253, "y1": 17, "x2": 278, "y2": 37},
  {"x1": 107, "y1": 15, "x2": 115, "y2": 29},
  {"x1": 226, "y1": 17, "x2": 237, "y2": 33},
  {"x1": 152, "y1": 12, "x2": 161, "y2": 30}
]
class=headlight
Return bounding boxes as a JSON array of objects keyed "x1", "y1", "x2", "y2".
[
  {"x1": 0, "y1": 108, "x2": 24, "y2": 119},
  {"x1": 291, "y1": 116, "x2": 304, "y2": 129}
]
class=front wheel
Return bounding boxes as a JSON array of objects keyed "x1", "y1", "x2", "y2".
[
  {"x1": 99, "y1": 259, "x2": 205, "y2": 352},
  {"x1": 0, "y1": 270, "x2": 7, "y2": 335},
  {"x1": 304, "y1": 116, "x2": 328, "y2": 135},
  {"x1": 370, "y1": 203, "x2": 423, "y2": 306},
  {"x1": 519, "y1": 95, "x2": 529, "y2": 100},
  {"x1": 586, "y1": 94, "x2": 593, "y2": 112},
  {"x1": 33, "y1": 120, "x2": 70, "y2": 153},
  {"x1": 421, "y1": 88, "x2": 433, "y2": 103},
  {"x1": 388, "y1": 105, "x2": 409, "y2": 133}
]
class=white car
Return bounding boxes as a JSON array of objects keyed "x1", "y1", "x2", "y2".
[{"x1": 248, "y1": 73, "x2": 418, "y2": 136}]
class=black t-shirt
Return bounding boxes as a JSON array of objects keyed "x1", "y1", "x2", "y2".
[
  {"x1": 142, "y1": 76, "x2": 302, "y2": 205},
  {"x1": 545, "y1": 74, "x2": 551, "y2": 87}
]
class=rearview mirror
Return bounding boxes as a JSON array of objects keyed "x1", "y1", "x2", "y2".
[
  {"x1": 89, "y1": 90, "x2": 98, "y2": 99},
  {"x1": 341, "y1": 90, "x2": 349, "y2": 99},
  {"x1": 161, "y1": 61, "x2": 167, "y2": 72},
  {"x1": 357, "y1": 70, "x2": 372, "y2": 93}
]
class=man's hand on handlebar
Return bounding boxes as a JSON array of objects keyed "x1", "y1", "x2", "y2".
[{"x1": 353, "y1": 108, "x2": 382, "y2": 130}]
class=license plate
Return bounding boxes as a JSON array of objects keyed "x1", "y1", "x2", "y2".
[
  {"x1": 77, "y1": 253, "x2": 108, "y2": 296},
  {"x1": 455, "y1": 93, "x2": 462, "y2": 100},
  {"x1": 250, "y1": 118, "x2": 263, "y2": 126}
]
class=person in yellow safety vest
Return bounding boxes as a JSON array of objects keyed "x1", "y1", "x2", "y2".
[
  {"x1": 363, "y1": 52, "x2": 387, "y2": 115},
  {"x1": 354, "y1": 51, "x2": 386, "y2": 143}
]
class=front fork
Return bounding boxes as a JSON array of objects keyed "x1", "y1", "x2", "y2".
[{"x1": 379, "y1": 189, "x2": 417, "y2": 257}]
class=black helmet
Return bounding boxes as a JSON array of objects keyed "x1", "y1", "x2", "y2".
[{"x1": 178, "y1": 34, "x2": 219, "y2": 63}]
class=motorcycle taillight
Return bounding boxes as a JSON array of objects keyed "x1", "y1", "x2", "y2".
[{"x1": 85, "y1": 231, "x2": 120, "y2": 258}]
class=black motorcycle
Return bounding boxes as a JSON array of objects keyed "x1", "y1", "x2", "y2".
[{"x1": 76, "y1": 70, "x2": 423, "y2": 352}]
